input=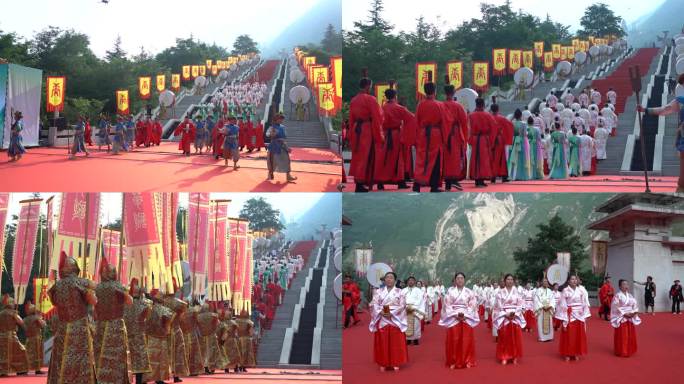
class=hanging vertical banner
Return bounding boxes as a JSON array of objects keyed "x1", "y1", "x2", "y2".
[
  {"x1": 552, "y1": 44, "x2": 561, "y2": 60},
  {"x1": 312, "y1": 66, "x2": 329, "y2": 88},
  {"x1": 191, "y1": 65, "x2": 199, "y2": 79},
  {"x1": 207, "y1": 200, "x2": 231, "y2": 302},
  {"x1": 415, "y1": 62, "x2": 437, "y2": 101},
  {"x1": 160, "y1": 193, "x2": 181, "y2": 292},
  {"x1": 534, "y1": 41, "x2": 544, "y2": 58},
  {"x1": 49, "y1": 193, "x2": 101, "y2": 279},
  {"x1": 522, "y1": 50, "x2": 534, "y2": 69},
  {"x1": 199, "y1": 65, "x2": 206, "y2": 77},
  {"x1": 156, "y1": 74, "x2": 165, "y2": 92},
  {"x1": 508, "y1": 50, "x2": 522, "y2": 73},
  {"x1": 138, "y1": 76, "x2": 151, "y2": 100},
  {"x1": 355, "y1": 248, "x2": 373, "y2": 277},
  {"x1": 472, "y1": 62, "x2": 490, "y2": 92},
  {"x1": 567, "y1": 46, "x2": 576, "y2": 61},
  {"x1": 0, "y1": 193, "x2": 9, "y2": 290},
  {"x1": 229, "y1": 218, "x2": 249, "y2": 312},
  {"x1": 572, "y1": 38, "x2": 580, "y2": 50},
  {"x1": 307, "y1": 64, "x2": 324, "y2": 85},
  {"x1": 331, "y1": 56, "x2": 342, "y2": 101},
  {"x1": 171, "y1": 74, "x2": 181, "y2": 91},
  {"x1": 182, "y1": 65, "x2": 191, "y2": 80},
  {"x1": 318, "y1": 82, "x2": 336, "y2": 115},
  {"x1": 492, "y1": 48, "x2": 507, "y2": 75},
  {"x1": 211, "y1": 65, "x2": 218, "y2": 76},
  {"x1": 560, "y1": 46, "x2": 567, "y2": 61},
  {"x1": 116, "y1": 89, "x2": 129, "y2": 115},
  {"x1": 96, "y1": 228, "x2": 123, "y2": 284},
  {"x1": 374, "y1": 83, "x2": 390, "y2": 107},
  {"x1": 187, "y1": 192, "x2": 210, "y2": 297},
  {"x1": 303, "y1": 56, "x2": 317, "y2": 71},
  {"x1": 242, "y1": 231, "x2": 254, "y2": 314},
  {"x1": 123, "y1": 193, "x2": 165, "y2": 290},
  {"x1": 34, "y1": 277, "x2": 53, "y2": 317},
  {"x1": 13, "y1": 198, "x2": 42, "y2": 305},
  {"x1": 446, "y1": 61, "x2": 463, "y2": 90},
  {"x1": 206, "y1": 59, "x2": 212, "y2": 69},
  {"x1": 46, "y1": 76, "x2": 66, "y2": 113},
  {"x1": 543, "y1": 52, "x2": 554, "y2": 72},
  {"x1": 45, "y1": 196, "x2": 55, "y2": 282}
]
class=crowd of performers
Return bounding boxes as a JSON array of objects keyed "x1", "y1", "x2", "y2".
[
  {"x1": 347, "y1": 72, "x2": 621, "y2": 192},
  {"x1": 359, "y1": 271, "x2": 643, "y2": 372},
  {"x1": 0, "y1": 253, "x2": 259, "y2": 383}
]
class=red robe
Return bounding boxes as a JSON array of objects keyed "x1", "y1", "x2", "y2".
[
  {"x1": 238, "y1": 121, "x2": 249, "y2": 148},
  {"x1": 414, "y1": 98, "x2": 450, "y2": 186},
  {"x1": 212, "y1": 119, "x2": 226, "y2": 157},
  {"x1": 174, "y1": 121, "x2": 196, "y2": 153},
  {"x1": 491, "y1": 114, "x2": 513, "y2": 178},
  {"x1": 245, "y1": 121, "x2": 256, "y2": 150},
  {"x1": 496, "y1": 322, "x2": 523, "y2": 361},
  {"x1": 598, "y1": 283, "x2": 615, "y2": 315},
  {"x1": 446, "y1": 323, "x2": 476, "y2": 368},
  {"x1": 374, "y1": 101, "x2": 416, "y2": 184},
  {"x1": 614, "y1": 322, "x2": 637, "y2": 357},
  {"x1": 374, "y1": 325, "x2": 408, "y2": 368},
  {"x1": 254, "y1": 123, "x2": 265, "y2": 149},
  {"x1": 442, "y1": 100, "x2": 469, "y2": 181},
  {"x1": 468, "y1": 110, "x2": 496, "y2": 180},
  {"x1": 85, "y1": 121, "x2": 93, "y2": 145},
  {"x1": 152, "y1": 121, "x2": 162, "y2": 145},
  {"x1": 349, "y1": 92, "x2": 384, "y2": 185},
  {"x1": 135, "y1": 121, "x2": 146, "y2": 147}
]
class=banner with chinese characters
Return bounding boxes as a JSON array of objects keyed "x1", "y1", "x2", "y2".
[
  {"x1": 160, "y1": 193, "x2": 181, "y2": 292},
  {"x1": 572, "y1": 39, "x2": 580, "y2": 50},
  {"x1": 552, "y1": 44, "x2": 561, "y2": 60},
  {"x1": 331, "y1": 56, "x2": 342, "y2": 101},
  {"x1": 242, "y1": 230, "x2": 253, "y2": 314},
  {"x1": 591, "y1": 240, "x2": 608, "y2": 275},
  {"x1": 522, "y1": 50, "x2": 534, "y2": 69},
  {"x1": 207, "y1": 200, "x2": 231, "y2": 302},
  {"x1": 191, "y1": 65, "x2": 199, "y2": 79},
  {"x1": 199, "y1": 65, "x2": 206, "y2": 77},
  {"x1": 139, "y1": 76, "x2": 151, "y2": 99},
  {"x1": 182, "y1": 65, "x2": 191, "y2": 80},
  {"x1": 560, "y1": 46, "x2": 568, "y2": 61},
  {"x1": 318, "y1": 82, "x2": 336, "y2": 115},
  {"x1": 50, "y1": 193, "x2": 101, "y2": 279},
  {"x1": 156, "y1": 74, "x2": 165, "y2": 92},
  {"x1": 492, "y1": 48, "x2": 507, "y2": 75},
  {"x1": 508, "y1": 50, "x2": 522, "y2": 74},
  {"x1": 534, "y1": 41, "x2": 544, "y2": 58},
  {"x1": 472, "y1": 62, "x2": 490, "y2": 92},
  {"x1": 374, "y1": 83, "x2": 389, "y2": 107},
  {"x1": 187, "y1": 192, "x2": 210, "y2": 297},
  {"x1": 415, "y1": 62, "x2": 437, "y2": 100},
  {"x1": 13, "y1": 198, "x2": 42, "y2": 304},
  {"x1": 229, "y1": 218, "x2": 249, "y2": 313},
  {"x1": 206, "y1": 59, "x2": 212, "y2": 69},
  {"x1": 171, "y1": 74, "x2": 181, "y2": 91},
  {"x1": 211, "y1": 65, "x2": 218, "y2": 76},
  {"x1": 116, "y1": 89, "x2": 129, "y2": 115},
  {"x1": 567, "y1": 46, "x2": 575, "y2": 61},
  {"x1": 123, "y1": 192, "x2": 165, "y2": 290},
  {"x1": 355, "y1": 248, "x2": 372, "y2": 277},
  {"x1": 307, "y1": 64, "x2": 324, "y2": 85},
  {"x1": 46, "y1": 76, "x2": 66, "y2": 112},
  {"x1": 96, "y1": 228, "x2": 124, "y2": 284},
  {"x1": 0, "y1": 193, "x2": 9, "y2": 290},
  {"x1": 312, "y1": 66, "x2": 329, "y2": 88},
  {"x1": 34, "y1": 278, "x2": 54, "y2": 316},
  {"x1": 543, "y1": 52, "x2": 554, "y2": 72},
  {"x1": 446, "y1": 61, "x2": 463, "y2": 90}
]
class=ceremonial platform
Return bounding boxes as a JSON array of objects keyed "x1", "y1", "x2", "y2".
[
  {"x1": 8, "y1": 368, "x2": 342, "y2": 384},
  {"x1": 0, "y1": 143, "x2": 342, "y2": 192},
  {"x1": 343, "y1": 308, "x2": 681, "y2": 384}
]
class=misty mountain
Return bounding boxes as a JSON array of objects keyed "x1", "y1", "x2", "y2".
[
  {"x1": 283, "y1": 193, "x2": 341, "y2": 240},
  {"x1": 260, "y1": 0, "x2": 342, "y2": 57},
  {"x1": 342, "y1": 193, "x2": 616, "y2": 284},
  {"x1": 628, "y1": 0, "x2": 684, "y2": 47}
]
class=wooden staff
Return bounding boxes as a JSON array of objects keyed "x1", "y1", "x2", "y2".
[{"x1": 629, "y1": 65, "x2": 651, "y2": 193}]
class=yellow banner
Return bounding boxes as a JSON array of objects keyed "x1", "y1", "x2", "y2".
[
  {"x1": 523, "y1": 50, "x2": 534, "y2": 68},
  {"x1": 116, "y1": 89, "x2": 129, "y2": 114},
  {"x1": 34, "y1": 278, "x2": 53, "y2": 315},
  {"x1": 473, "y1": 62, "x2": 489, "y2": 90},
  {"x1": 199, "y1": 66, "x2": 206, "y2": 77},
  {"x1": 374, "y1": 83, "x2": 389, "y2": 107},
  {"x1": 171, "y1": 74, "x2": 181, "y2": 90},
  {"x1": 139, "y1": 76, "x2": 151, "y2": 99},
  {"x1": 191, "y1": 65, "x2": 199, "y2": 78},
  {"x1": 552, "y1": 44, "x2": 561, "y2": 60},
  {"x1": 318, "y1": 82, "x2": 336, "y2": 113},
  {"x1": 182, "y1": 65, "x2": 190, "y2": 80},
  {"x1": 332, "y1": 56, "x2": 342, "y2": 98},
  {"x1": 572, "y1": 38, "x2": 580, "y2": 50},
  {"x1": 543, "y1": 52, "x2": 554, "y2": 71},
  {"x1": 492, "y1": 48, "x2": 507, "y2": 74},
  {"x1": 211, "y1": 65, "x2": 218, "y2": 76},
  {"x1": 303, "y1": 56, "x2": 317, "y2": 70},
  {"x1": 312, "y1": 66, "x2": 329, "y2": 87},
  {"x1": 446, "y1": 61, "x2": 463, "y2": 90},
  {"x1": 568, "y1": 46, "x2": 576, "y2": 60},
  {"x1": 46, "y1": 76, "x2": 66, "y2": 112},
  {"x1": 509, "y1": 50, "x2": 522, "y2": 72},
  {"x1": 534, "y1": 41, "x2": 544, "y2": 58},
  {"x1": 415, "y1": 62, "x2": 437, "y2": 98},
  {"x1": 560, "y1": 46, "x2": 568, "y2": 61},
  {"x1": 206, "y1": 59, "x2": 212, "y2": 68},
  {"x1": 156, "y1": 74, "x2": 165, "y2": 92}
]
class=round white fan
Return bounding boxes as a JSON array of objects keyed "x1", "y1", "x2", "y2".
[
  {"x1": 677, "y1": 58, "x2": 684, "y2": 75},
  {"x1": 546, "y1": 264, "x2": 569, "y2": 286},
  {"x1": 194, "y1": 76, "x2": 206, "y2": 87},
  {"x1": 676, "y1": 45, "x2": 684, "y2": 56},
  {"x1": 159, "y1": 89, "x2": 175, "y2": 107},
  {"x1": 333, "y1": 274, "x2": 343, "y2": 300},
  {"x1": 454, "y1": 88, "x2": 478, "y2": 112},
  {"x1": 514, "y1": 67, "x2": 534, "y2": 88},
  {"x1": 366, "y1": 263, "x2": 393, "y2": 288},
  {"x1": 289, "y1": 85, "x2": 311, "y2": 104},
  {"x1": 555, "y1": 61, "x2": 572, "y2": 77},
  {"x1": 290, "y1": 69, "x2": 305, "y2": 84},
  {"x1": 575, "y1": 51, "x2": 587, "y2": 65},
  {"x1": 676, "y1": 37, "x2": 684, "y2": 46},
  {"x1": 676, "y1": 84, "x2": 684, "y2": 97},
  {"x1": 334, "y1": 249, "x2": 342, "y2": 271},
  {"x1": 589, "y1": 45, "x2": 600, "y2": 58},
  {"x1": 218, "y1": 70, "x2": 229, "y2": 80},
  {"x1": 606, "y1": 46, "x2": 613, "y2": 55}
]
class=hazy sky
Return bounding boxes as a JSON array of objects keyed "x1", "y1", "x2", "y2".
[
  {"x1": 1, "y1": 0, "x2": 321, "y2": 58},
  {"x1": 342, "y1": 0, "x2": 666, "y2": 34},
  {"x1": 5, "y1": 192, "x2": 335, "y2": 225}
]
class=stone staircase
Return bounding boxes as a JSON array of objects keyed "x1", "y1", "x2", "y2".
[
  {"x1": 319, "y1": 245, "x2": 341, "y2": 369},
  {"x1": 282, "y1": 68, "x2": 329, "y2": 149}
]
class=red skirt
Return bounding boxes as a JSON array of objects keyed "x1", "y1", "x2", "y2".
[
  {"x1": 523, "y1": 310, "x2": 537, "y2": 330},
  {"x1": 478, "y1": 305, "x2": 485, "y2": 319},
  {"x1": 496, "y1": 322, "x2": 523, "y2": 361},
  {"x1": 614, "y1": 322, "x2": 637, "y2": 357},
  {"x1": 553, "y1": 318, "x2": 561, "y2": 330},
  {"x1": 445, "y1": 323, "x2": 476, "y2": 368},
  {"x1": 559, "y1": 320, "x2": 587, "y2": 357},
  {"x1": 373, "y1": 325, "x2": 408, "y2": 368}
]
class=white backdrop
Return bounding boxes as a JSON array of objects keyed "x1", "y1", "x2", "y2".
[{"x1": 2, "y1": 64, "x2": 42, "y2": 149}]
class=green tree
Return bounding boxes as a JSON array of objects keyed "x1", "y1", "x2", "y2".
[
  {"x1": 105, "y1": 35, "x2": 127, "y2": 62},
  {"x1": 231, "y1": 34, "x2": 259, "y2": 55},
  {"x1": 320, "y1": 24, "x2": 342, "y2": 54},
  {"x1": 578, "y1": 3, "x2": 625, "y2": 38},
  {"x1": 239, "y1": 198, "x2": 284, "y2": 232},
  {"x1": 0, "y1": 30, "x2": 32, "y2": 65}
]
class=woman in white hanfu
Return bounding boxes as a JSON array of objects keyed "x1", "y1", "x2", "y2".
[
  {"x1": 554, "y1": 275, "x2": 591, "y2": 361},
  {"x1": 610, "y1": 279, "x2": 641, "y2": 357},
  {"x1": 534, "y1": 278, "x2": 556, "y2": 342},
  {"x1": 493, "y1": 274, "x2": 526, "y2": 365},
  {"x1": 439, "y1": 272, "x2": 480, "y2": 369},
  {"x1": 369, "y1": 272, "x2": 408, "y2": 372}
]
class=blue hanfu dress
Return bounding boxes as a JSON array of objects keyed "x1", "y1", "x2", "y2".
[
  {"x1": 267, "y1": 124, "x2": 291, "y2": 173},
  {"x1": 8, "y1": 119, "x2": 26, "y2": 158},
  {"x1": 549, "y1": 130, "x2": 569, "y2": 179}
]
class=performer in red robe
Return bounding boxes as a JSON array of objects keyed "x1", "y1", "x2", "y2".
[
  {"x1": 174, "y1": 116, "x2": 196, "y2": 156},
  {"x1": 375, "y1": 82, "x2": 415, "y2": 190},
  {"x1": 598, "y1": 277, "x2": 615, "y2": 321},
  {"x1": 143, "y1": 119, "x2": 153, "y2": 147},
  {"x1": 349, "y1": 70, "x2": 384, "y2": 192},
  {"x1": 413, "y1": 73, "x2": 450, "y2": 192},
  {"x1": 245, "y1": 117, "x2": 256, "y2": 152},
  {"x1": 490, "y1": 104, "x2": 512, "y2": 183},
  {"x1": 212, "y1": 118, "x2": 226, "y2": 159},
  {"x1": 135, "y1": 119, "x2": 146, "y2": 147},
  {"x1": 343, "y1": 275, "x2": 361, "y2": 328},
  {"x1": 84, "y1": 118, "x2": 93, "y2": 146},
  {"x1": 262, "y1": 290, "x2": 275, "y2": 329},
  {"x1": 152, "y1": 118, "x2": 162, "y2": 146},
  {"x1": 369, "y1": 272, "x2": 408, "y2": 371},
  {"x1": 254, "y1": 121, "x2": 265, "y2": 151},
  {"x1": 441, "y1": 76, "x2": 469, "y2": 191},
  {"x1": 238, "y1": 118, "x2": 248, "y2": 151},
  {"x1": 468, "y1": 98, "x2": 495, "y2": 187}
]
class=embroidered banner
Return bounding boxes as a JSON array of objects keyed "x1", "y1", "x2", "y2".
[{"x1": 13, "y1": 198, "x2": 42, "y2": 304}]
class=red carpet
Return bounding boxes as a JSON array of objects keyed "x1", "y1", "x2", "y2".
[
  {"x1": 5, "y1": 368, "x2": 341, "y2": 383},
  {"x1": 289, "y1": 241, "x2": 318, "y2": 265},
  {"x1": 0, "y1": 143, "x2": 341, "y2": 192},
  {"x1": 247, "y1": 60, "x2": 280, "y2": 83},
  {"x1": 343, "y1": 309, "x2": 682, "y2": 384},
  {"x1": 344, "y1": 175, "x2": 676, "y2": 192},
  {"x1": 591, "y1": 48, "x2": 660, "y2": 114}
]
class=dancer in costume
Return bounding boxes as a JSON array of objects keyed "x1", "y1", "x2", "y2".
[{"x1": 267, "y1": 113, "x2": 297, "y2": 182}]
